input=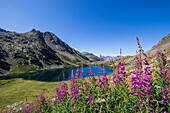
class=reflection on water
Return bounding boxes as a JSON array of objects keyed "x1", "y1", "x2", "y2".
[{"x1": 0, "y1": 66, "x2": 113, "y2": 82}]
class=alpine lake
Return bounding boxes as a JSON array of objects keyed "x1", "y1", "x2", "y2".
[{"x1": 0, "y1": 66, "x2": 113, "y2": 82}]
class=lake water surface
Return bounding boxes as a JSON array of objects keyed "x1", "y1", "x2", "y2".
[{"x1": 0, "y1": 66, "x2": 113, "y2": 82}]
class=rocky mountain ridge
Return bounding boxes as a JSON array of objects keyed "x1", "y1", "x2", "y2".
[
  {"x1": 81, "y1": 52, "x2": 100, "y2": 62},
  {"x1": 98, "y1": 34, "x2": 170, "y2": 72},
  {"x1": 0, "y1": 28, "x2": 91, "y2": 75}
]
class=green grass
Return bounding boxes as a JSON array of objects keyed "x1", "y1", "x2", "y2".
[
  {"x1": 0, "y1": 74, "x2": 113, "y2": 112},
  {"x1": 9, "y1": 65, "x2": 39, "y2": 75},
  {"x1": 0, "y1": 79, "x2": 67, "y2": 111},
  {"x1": 0, "y1": 75, "x2": 113, "y2": 111}
]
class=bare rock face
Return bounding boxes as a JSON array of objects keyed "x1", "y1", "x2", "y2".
[
  {"x1": 81, "y1": 52, "x2": 100, "y2": 62},
  {"x1": 43, "y1": 32, "x2": 90, "y2": 65},
  {"x1": 0, "y1": 28, "x2": 90, "y2": 75},
  {"x1": 147, "y1": 34, "x2": 170, "y2": 57}
]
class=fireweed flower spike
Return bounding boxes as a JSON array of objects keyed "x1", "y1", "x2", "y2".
[
  {"x1": 71, "y1": 85, "x2": 81, "y2": 102},
  {"x1": 131, "y1": 37, "x2": 154, "y2": 111},
  {"x1": 56, "y1": 82, "x2": 68, "y2": 103},
  {"x1": 98, "y1": 76, "x2": 103, "y2": 90},
  {"x1": 112, "y1": 48, "x2": 126, "y2": 85},
  {"x1": 102, "y1": 74, "x2": 109, "y2": 88}
]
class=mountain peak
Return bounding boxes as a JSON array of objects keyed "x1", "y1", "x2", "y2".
[
  {"x1": 30, "y1": 28, "x2": 41, "y2": 33},
  {"x1": 31, "y1": 29, "x2": 37, "y2": 32},
  {"x1": 0, "y1": 28, "x2": 7, "y2": 32},
  {"x1": 82, "y1": 52, "x2": 99, "y2": 62},
  {"x1": 151, "y1": 34, "x2": 170, "y2": 50},
  {"x1": 0, "y1": 29, "x2": 92, "y2": 75}
]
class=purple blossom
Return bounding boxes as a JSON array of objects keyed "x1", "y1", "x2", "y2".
[
  {"x1": 102, "y1": 74, "x2": 109, "y2": 87},
  {"x1": 131, "y1": 74, "x2": 152, "y2": 99},
  {"x1": 130, "y1": 92, "x2": 139, "y2": 96},
  {"x1": 162, "y1": 89, "x2": 167, "y2": 104},
  {"x1": 56, "y1": 88, "x2": 59, "y2": 93},
  {"x1": 143, "y1": 75, "x2": 151, "y2": 82},
  {"x1": 23, "y1": 104, "x2": 35, "y2": 113},
  {"x1": 162, "y1": 99, "x2": 165, "y2": 104},
  {"x1": 149, "y1": 95, "x2": 153, "y2": 99},
  {"x1": 162, "y1": 53, "x2": 165, "y2": 57},
  {"x1": 56, "y1": 83, "x2": 69, "y2": 103},
  {"x1": 164, "y1": 70, "x2": 169, "y2": 76},
  {"x1": 157, "y1": 51, "x2": 161, "y2": 57},
  {"x1": 131, "y1": 80, "x2": 143, "y2": 89},
  {"x1": 160, "y1": 66, "x2": 164, "y2": 73},
  {"x1": 141, "y1": 90, "x2": 145, "y2": 96},
  {"x1": 112, "y1": 75, "x2": 123, "y2": 85},
  {"x1": 61, "y1": 82, "x2": 68, "y2": 91},
  {"x1": 36, "y1": 107, "x2": 41, "y2": 113},
  {"x1": 146, "y1": 84, "x2": 151, "y2": 94},
  {"x1": 132, "y1": 73, "x2": 140, "y2": 81},
  {"x1": 141, "y1": 102, "x2": 144, "y2": 107},
  {"x1": 88, "y1": 95, "x2": 94, "y2": 104},
  {"x1": 162, "y1": 90, "x2": 167, "y2": 99},
  {"x1": 98, "y1": 77, "x2": 103, "y2": 89},
  {"x1": 131, "y1": 49, "x2": 153, "y2": 103},
  {"x1": 117, "y1": 63, "x2": 126, "y2": 76},
  {"x1": 168, "y1": 62, "x2": 170, "y2": 66},
  {"x1": 78, "y1": 97, "x2": 82, "y2": 100},
  {"x1": 56, "y1": 89, "x2": 65, "y2": 102},
  {"x1": 71, "y1": 85, "x2": 80, "y2": 100},
  {"x1": 133, "y1": 92, "x2": 139, "y2": 96},
  {"x1": 135, "y1": 59, "x2": 141, "y2": 68}
]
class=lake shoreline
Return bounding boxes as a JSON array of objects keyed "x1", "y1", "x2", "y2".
[{"x1": 0, "y1": 66, "x2": 113, "y2": 82}]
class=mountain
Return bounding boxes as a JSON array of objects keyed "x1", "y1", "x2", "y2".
[
  {"x1": 81, "y1": 52, "x2": 100, "y2": 62},
  {"x1": 0, "y1": 28, "x2": 91, "y2": 75},
  {"x1": 101, "y1": 34, "x2": 170, "y2": 72},
  {"x1": 0, "y1": 28, "x2": 7, "y2": 32},
  {"x1": 147, "y1": 34, "x2": 170, "y2": 57},
  {"x1": 102, "y1": 56, "x2": 120, "y2": 61}
]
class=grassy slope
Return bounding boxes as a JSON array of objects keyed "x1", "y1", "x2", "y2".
[
  {"x1": 0, "y1": 75, "x2": 113, "y2": 111},
  {"x1": 0, "y1": 79, "x2": 67, "y2": 111}
]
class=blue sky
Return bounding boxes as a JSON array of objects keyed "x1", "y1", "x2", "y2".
[{"x1": 1, "y1": 0, "x2": 170, "y2": 56}]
